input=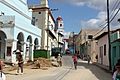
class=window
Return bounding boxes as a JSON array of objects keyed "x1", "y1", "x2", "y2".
[
  {"x1": 39, "y1": 12, "x2": 41, "y2": 14},
  {"x1": 31, "y1": 17, "x2": 35, "y2": 26},
  {"x1": 100, "y1": 46, "x2": 103, "y2": 58},
  {"x1": 7, "y1": 47, "x2": 11, "y2": 56},
  {"x1": 88, "y1": 35, "x2": 93, "y2": 39},
  {"x1": 104, "y1": 44, "x2": 106, "y2": 56},
  {"x1": 113, "y1": 46, "x2": 116, "y2": 57},
  {"x1": 60, "y1": 24, "x2": 62, "y2": 27}
]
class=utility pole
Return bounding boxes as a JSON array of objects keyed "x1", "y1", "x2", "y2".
[
  {"x1": 73, "y1": 32, "x2": 74, "y2": 54},
  {"x1": 107, "y1": 0, "x2": 111, "y2": 70}
]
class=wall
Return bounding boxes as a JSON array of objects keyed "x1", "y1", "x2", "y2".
[{"x1": 97, "y1": 34, "x2": 109, "y2": 66}]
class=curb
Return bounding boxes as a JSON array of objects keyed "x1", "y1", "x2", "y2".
[{"x1": 94, "y1": 63, "x2": 112, "y2": 74}]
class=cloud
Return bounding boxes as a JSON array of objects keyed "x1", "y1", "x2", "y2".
[
  {"x1": 80, "y1": 9, "x2": 120, "y2": 30},
  {"x1": 52, "y1": 0, "x2": 120, "y2": 30},
  {"x1": 52, "y1": 0, "x2": 115, "y2": 10},
  {"x1": 80, "y1": 11, "x2": 107, "y2": 28}
]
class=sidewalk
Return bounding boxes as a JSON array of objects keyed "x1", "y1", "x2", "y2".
[
  {"x1": 77, "y1": 59, "x2": 112, "y2": 74},
  {"x1": 94, "y1": 63, "x2": 112, "y2": 73}
]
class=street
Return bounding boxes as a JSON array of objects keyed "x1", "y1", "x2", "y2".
[{"x1": 6, "y1": 55, "x2": 112, "y2": 80}]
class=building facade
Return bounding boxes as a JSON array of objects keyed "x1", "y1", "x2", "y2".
[
  {"x1": 56, "y1": 16, "x2": 64, "y2": 54},
  {"x1": 30, "y1": 0, "x2": 64, "y2": 56},
  {"x1": 95, "y1": 32, "x2": 109, "y2": 66},
  {"x1": 111, "y1": 29, "x2": 120, "y2": 70},
  {"x1": 0, "y1": 0, "x2": 41, "y2": 63},
  {"x1": 78, "y1": 29, "x2": 98, "y2": 62}
]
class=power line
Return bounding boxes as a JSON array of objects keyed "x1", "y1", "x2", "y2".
[
  {"x1": 109, "y1": 0, "x2": 120, "y2": 19},
  {"x1": 109, "y1": 8, "x2": 120, "y2": 22},
  {"x1": 94, "y1": 8, "x2": 120, "y2": 36}
]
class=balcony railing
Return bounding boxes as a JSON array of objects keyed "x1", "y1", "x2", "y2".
[{"x1": 0, "y1": 15, "x2": 15, "y2": 27}]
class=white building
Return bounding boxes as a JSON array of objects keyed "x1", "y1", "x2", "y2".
[
  {"x1": 30, "y1": 0, "x2": 64, "y2": 56},
  {"x1": 56, "y1": 16, "x2": 64, "y2": 54},
  {"x1": 0, "y1": 0, "x2": 41, "y2": 63}
]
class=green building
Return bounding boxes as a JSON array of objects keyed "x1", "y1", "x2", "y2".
[{"x1": 111, "y1": 29, "x2": 120, "y2": 70}]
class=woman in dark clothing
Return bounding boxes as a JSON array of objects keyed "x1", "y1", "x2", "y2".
[{"x1": 17, "y1": 54, "x2": 24, "y2": 74}]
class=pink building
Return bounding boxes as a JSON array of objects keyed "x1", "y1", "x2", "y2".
[{"x1": 95, "y1": 32, "x2": 109, "y2": 66}]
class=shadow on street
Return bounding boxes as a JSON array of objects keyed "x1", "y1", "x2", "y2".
[{"x1": 77, "y1": 61, "x2": 112, "y2": 80}]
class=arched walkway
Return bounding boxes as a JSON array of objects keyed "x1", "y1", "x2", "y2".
[
  {"x1": 34, "y1": 38, "x2": 39, "y2": 50},
  {"x1": 25, "y1": 35, "x2": 32, "y2": 61},
  {"x1": 17, "y1": 32, "x2": 24, "y2": 51},
  {"x1": 0, "y1": 31, "x2": 7, "y2": 59}
]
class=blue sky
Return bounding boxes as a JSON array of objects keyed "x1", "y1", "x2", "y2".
[{"x1": 27, "y1": 0, "x2": 120, "y2": 33}]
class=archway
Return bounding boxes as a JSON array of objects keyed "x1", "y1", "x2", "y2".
[
  {"x1": 0, "y1": 31, "x2": 7, "y2": 59},
  {"x1": 25, "y1": 35, "x2": 32, "y2": 61},
  {"x1": 34, "y1": 38, "x2": 39, "y2": 50},
  {"x1": 17, "y1": 32, "x2": 24, "y2": 51}
]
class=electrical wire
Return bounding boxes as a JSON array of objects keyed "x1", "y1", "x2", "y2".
[{"x1": 94, "y1": 8, "x2": 120, "y2": 36}]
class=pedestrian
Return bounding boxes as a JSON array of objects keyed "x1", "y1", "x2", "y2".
[
  {"x1": 112, "y1": 62, "x2": 120, "y2": 80},
  {"x1": 0, "y1": 59, "x2": 6, "y2": 80},
  {"x1": 72, "y1": 54, "x2": 78, "y2": 70},
  {"x1": 87, "y1": 55, "x2": 91, "y2": 65},
  {"x1": 57, "y1": 54, "x2": 62, "y2": 67},
  {"x1": 113, "y1": 59, "x2": 120, "y2": 74},
  {"x1": 17, "y1": 54, "x2": 24, "y2": 74}
]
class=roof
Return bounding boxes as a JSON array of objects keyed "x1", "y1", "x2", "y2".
[
  {"x1": 94, "y1": 32, "x2": 108, "y2": 40},
  {"x1": 56, "y1": 16, "x2": 63, "y2": 21}
]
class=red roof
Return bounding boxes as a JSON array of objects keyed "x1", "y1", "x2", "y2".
[{"x1": 57, "y1": 16, "x2": 63, "y2": 21}]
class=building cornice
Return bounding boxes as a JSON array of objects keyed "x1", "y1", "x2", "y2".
[
  {"x1": 16, "y1": 25, "x2": 41, "y2": 37},
  {"x1": 19, "y1": 0, "x2": 27, "y2": 6},
  {"x1": 0, "y1": 0, "x2": 31, "y2": 20}
]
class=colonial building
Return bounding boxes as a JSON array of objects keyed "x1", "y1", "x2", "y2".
[
  {"x1": 77, "y1": 29, "x2": 98, "y2": 62},
  {"x1": 56, "y1": 16, "x2": 64, "y2": 54},
  {"x1": 0, "y1": 0, "x2": 41, "y2": 63},
  {"x1": 30, "y1": 0, "x2": 64, "y2": 56}
]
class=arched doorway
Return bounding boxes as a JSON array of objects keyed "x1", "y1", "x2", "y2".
[
  {"x1": 0, "y1": 31, "x2": 7, "y2": 59},
  {"x1": 25, "y1": 35, "x2": 32, "y2": 61},
  {"x1": 34, "y1": 38, "x2": 39, "y2": 50},
  {"x1": 17, "y1": 32, "x2": 24, "y2": 51}
]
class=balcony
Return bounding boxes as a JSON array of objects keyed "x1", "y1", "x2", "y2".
[{"x1": 0, "y1": 15, "x2": 15, "y2": 28}]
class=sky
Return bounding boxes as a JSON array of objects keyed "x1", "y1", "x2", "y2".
[{"x1": 27, "y1": 0, "x2": 120, "y2": 34}]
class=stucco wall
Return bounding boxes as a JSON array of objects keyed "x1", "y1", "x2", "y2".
[{"x1": 97, "y1": 34, "x2": 109, "y2": 66}]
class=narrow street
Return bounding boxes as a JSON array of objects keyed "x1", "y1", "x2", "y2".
[{"x1": 6, "y1": 55, "x2": 112, "y2": 80}]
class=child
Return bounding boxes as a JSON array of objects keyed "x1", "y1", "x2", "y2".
[
  {"x1": 72, "y1": 54, "x2": 78, "y2": 70},
  {"x1": 113, "y1": 63, "x2": 120, "y2": 80}
]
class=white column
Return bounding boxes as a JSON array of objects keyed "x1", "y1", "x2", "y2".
[
  {"x1": 30, "y1": 44, "x2": 34, "y2": 61},
  {"x1": 11, "y1": 40, "x2": 17, "y2": 63}
]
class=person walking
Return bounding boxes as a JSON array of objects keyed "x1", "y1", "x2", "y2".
[
  {"x1": 17, "y1": 54, "x2": 24, "y2": 75},
  {"x1": 0, "y1": 60, "x2": 6, "y2": 80},
  {"x1": 57, "y1": 54, "x2": 62, "y2": 67},
  {"x1": 112, "y1": 62, "x2": 120, "y2": 80},
  {"x1": 72, "y1": 54, "x2": 78, "y2": 70},
  {"x1": 87, "y1": 55, "x2": 91, "y2": 65},
  {"x1": 113, "y1": 59, "x2": 120, "y2": 74}
]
